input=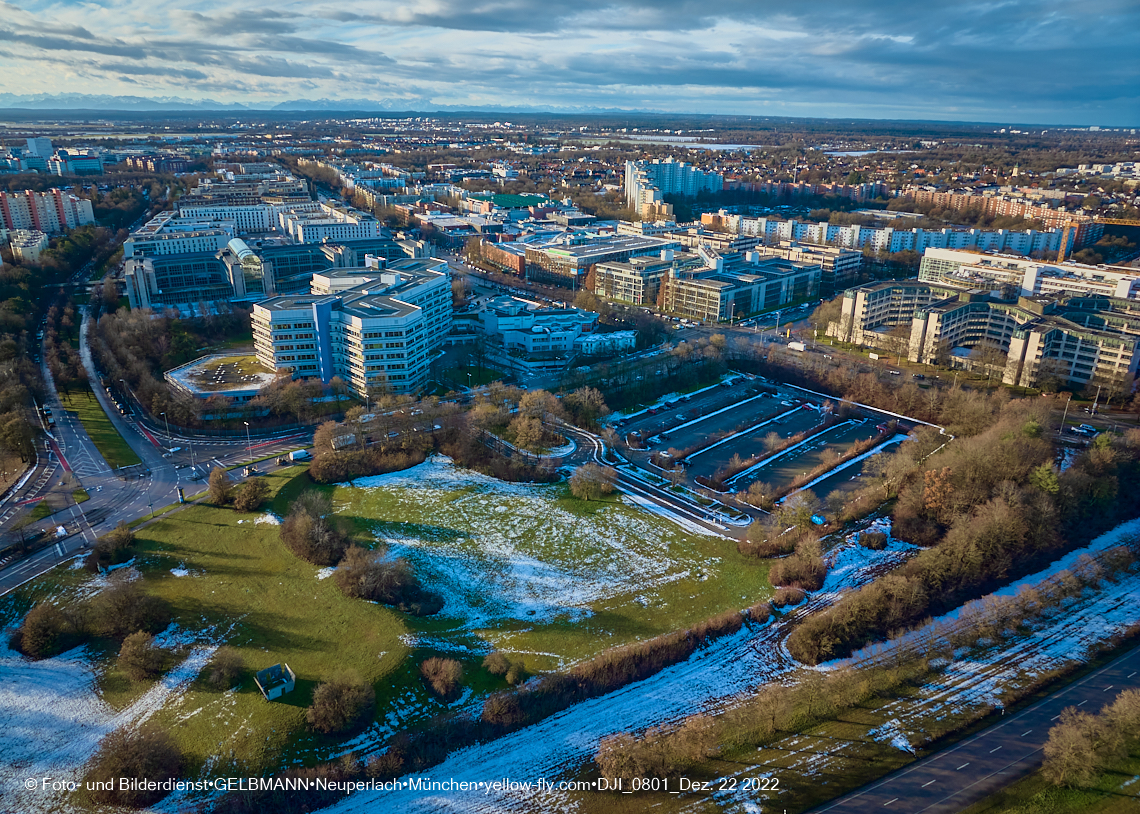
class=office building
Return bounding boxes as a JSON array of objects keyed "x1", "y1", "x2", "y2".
[
  {"x1": 470, "y1": 295, "x2": 599, "y2": 356},
  {"x1": 123, "y1": 211, "x2": 235, "y2": 258},
  {"x1": 828, "y1": 280, "x2": 1140, "y2": 390},
  {"x1": 661, "y1": 252, "x2": 822, "y2": 323},
  {"x1": 522, "y1": 232, "x2": 680, "y2": 288},
  {"x1": 48, "y1": 150, "x2": 104, "y2": 176},
  {"x1": 25, "y1": 137, "x2": 53, "y2": 158},
  {"x1": 0, "y1": 189, "x2": 95, "y2": 233},
  {"x1": 593, "y1": 249, "x2": 704, "y2": 306},
  {"x1": 918, "y1": 248, "x2": 1140, "y2": 301},
  {"x1": 251, "y1": 258, "x2": 451, "y2": 396}
]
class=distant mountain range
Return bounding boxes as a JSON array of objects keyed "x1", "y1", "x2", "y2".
[{"x1": 0, "y1": 93, "x2": 655, "y2": 116}]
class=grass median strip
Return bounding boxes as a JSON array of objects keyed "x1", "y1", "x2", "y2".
[{"x1": 65, "y1": 389, "x2": 142, "y2": 469}]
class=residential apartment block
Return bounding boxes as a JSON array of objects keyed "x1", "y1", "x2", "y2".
[
  {"x1": 251, "y1": 258, "x2": 451, "y2": 396},
  {"x1": 624, "y1": 158, "x2": 723, "y2": 218},
  {"x1": 0, "y1": 189, "x2": 95, "y2": 233}
]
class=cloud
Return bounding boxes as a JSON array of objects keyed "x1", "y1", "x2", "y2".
[{"x1": 0, "y1": 0, "x2": 1135, "y2": 123}]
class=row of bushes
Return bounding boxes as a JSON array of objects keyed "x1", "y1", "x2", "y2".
[
  {"x1": 11, "y1": 578, "x2": 169, "y2": 659},
  {"x1": 594, "y1": 540, "x2": 1140, "y2": 784},
  {"x1": 785, "y1": 401, "x2": 1107, "y2": 665},
  {"x1": 214, "y1": 605, "x2": 766, "y2": 813}
]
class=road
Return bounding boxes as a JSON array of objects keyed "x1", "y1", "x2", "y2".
[
  {"x1": 809, "y1": 644, "x2": 1140, "y2": 814},
  {"x1": 561, "y1": 423, "x2": 746, "y2": 539}
]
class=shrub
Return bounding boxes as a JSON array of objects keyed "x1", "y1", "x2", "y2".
[
  {"x1": 482, "y1": 692, "x2": 525, "y2": 726},
  {"x1": 505, "y1": 664, "x2": 526, "y2": 686},
  {"x1": 233, "y1": 478, "x2": 270, "y2": 512},
  {"x1": 86, "y1": 521, "x2": 135, "y2": 570},
  {"x1": 204, "y1": 646, "x2": 244, "y2": 690},
  {"x1": 420, "y1": 657, "x2": 463, "y2": 700},
  {"x1": 89, "y1": 580, "x2": 170, "y2": 640},
  {"x1": 737, "y1": 537, "x2": 796, "y2": 558},
  {"x1": 117, "y1": 631, "x2": 168, "y2": 681},
  {"x1": 280, "y1": 491, "x2": 348, "y2": 566},
  {"x1": 772, "y1": 587, "x2": 807, "y2": 607},
  {"x1": 860, "y1": 531, "x2": 888, "y2": 550},
  {"x1": 208, "y1": 467, "x2": 233, "y2": 505},
  {"x1": 334, "y1": 547, "x2": 442, "y2": 616},
  {"x1": 568, "y1": 463, "x2": 617, "y2": 501},
  {"x1": 16, "y1": 602, "x2": 82, "y2": 659},
  {"x1": 84, "y1": 727, "x2": 183, "y2": 808},
  {"x1": 306, "y1": 674, "x2": 376, "y2": 734},
  {"x1": 769, "y1": 538, "x2": 827, "y2": 592},
  {"x1": 482, "y1": 652, "x2": 511, "y2": 676}
]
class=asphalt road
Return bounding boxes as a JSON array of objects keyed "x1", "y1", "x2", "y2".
[{"x1": 809, "y1": 644, "x2": 1140, "y2": 814}]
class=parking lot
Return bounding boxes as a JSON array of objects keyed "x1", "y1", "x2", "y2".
[
  {"x1": 686, "y1": 403, "x2": 823, "y2": 480},
  {"x1": 725, "y1": 419, "x2": 881, "y2": 493}
]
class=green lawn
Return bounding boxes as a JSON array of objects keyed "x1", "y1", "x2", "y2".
[
  {"x1": 2, "y1": 460, "x2": 773, "y2": 778},
  {"x1": 66, "y1": 390, "x2": 142, "y2": 469},
  {"x1": 332, "y1": 457, "x2": 771, "y2": 671},
  {"x1": 73, "y1": 488, "x2": 90, "y2": 504},
  {"x1": 445, "y1": 365, "x2": 506, "y2": 387},
  {"x1": 126, "y1": 467, "x2": 411, "y2": 772},
  {"x1": 28, "y1": 499, "x2": 53, "y2": 521}
]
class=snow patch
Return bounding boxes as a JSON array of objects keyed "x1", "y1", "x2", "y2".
[
  {"x1": 316, "y1": 567, "x2": 336, "y2": 580},
  {"x1": 255, "y1": 512, "x2": 282, "y2": 526}
]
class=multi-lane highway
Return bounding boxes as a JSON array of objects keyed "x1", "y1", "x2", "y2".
[{"x1": 810, "y1": 645, "x2": 1140, "y2": 814}]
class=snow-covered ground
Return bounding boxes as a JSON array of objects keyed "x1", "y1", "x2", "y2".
[
  {"x1": 314, "y1": 519, "x2": 917, "y2": 814},
  {"x1": 343, "y1": 456, "x2": 724, "y2": 633},
  {"x1": 0, "y1": 637, "x2": 216, "y2": 813}
]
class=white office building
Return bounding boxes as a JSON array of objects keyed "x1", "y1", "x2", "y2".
[
  {"x1": 123, "y1": 211, "x2": 235, "y2": 258},
  {"x1": 251, "y1": 258, "x2": 451, "y2": 396},
  {"x1": 918, "y1": 248, "x2": 1140, "y2": 301}
]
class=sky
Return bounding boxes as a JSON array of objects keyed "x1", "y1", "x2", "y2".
[{"x1": 0, "y1": 0, "x2": 1138, "y2": 124}]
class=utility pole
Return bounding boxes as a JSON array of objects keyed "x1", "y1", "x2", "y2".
[
  {"x1": 244, "y1": 421, "x2": 252, "y2": 463},
  {"x1": 1093, "y1": 384, "x2": 1102, "y2": 415},
  {"x1": 1061, "y1": 393, "x2": 1072, "y2": 432}
]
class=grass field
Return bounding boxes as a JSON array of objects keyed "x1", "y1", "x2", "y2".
[
  {"x1": 444, "y1": 365, "x2": 506, "y2": 388},
  {"x1": 333, "y1": 456, "x2": 771, "y2": 672},
  {"x1": 65, "y1": 390, "x2": 142, "y2": 469},
  {"x1": 72, "y1": 488, "x2": 90, "y2": 504},
  {"x1": 2, "y1": 458, "x2": 773, "y2": 788}
]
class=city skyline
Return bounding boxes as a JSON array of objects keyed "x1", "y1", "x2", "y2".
[{"x1": 0, "y1": 0, "x2": 1137, "y2": 125}]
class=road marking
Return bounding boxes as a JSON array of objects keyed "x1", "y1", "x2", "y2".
[
  {"x1": 1020, "y1": 730, "x2": 1033, "y2": 737},
  {"x1": 883, "y1": 799, "x2": 898, "y2": 807},
  {"x1": 989, "y1": 746, "x2": 1002, "y2": 753},
  {"x1": 1102, "y1": 685, "x2": 1114, "y2": 692},
  {"x1": 921, "y1": 780, "x2": 936, "y2": 788},
  {"x1": 1051, "y1": 715, "x2": 1061, "y2": 721},
  {"x1": 957, "y1": 763, "x2": 970, "y2": 770},
  {"x1": 1078, "y1": 700, "x2": 1087, "y2": 706},
  {"x1": 1128, "y1": 671, "x2": 1137, "y2": 679}
]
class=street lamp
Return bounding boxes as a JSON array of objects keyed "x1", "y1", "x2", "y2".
[
  {"x1": 161, "y1": 412, "x2": 171, "y2": 444},
  {"x1": 243, "y1": 421, "x2": 252, "y2": 463},
  {"x1": 1061, "y1": 393, "x2": 1073, "y2": 432}
]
